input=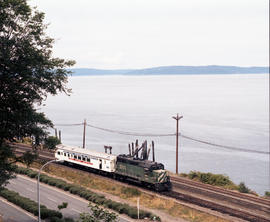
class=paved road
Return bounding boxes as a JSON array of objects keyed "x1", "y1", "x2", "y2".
[
  {"x1": 0, "y1": 197, "x2": 36, "y2": 222},
  {"x1": 6, "y1": 175, "x2": 130, "y2": 222}
]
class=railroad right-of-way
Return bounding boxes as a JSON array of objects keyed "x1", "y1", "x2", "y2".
[
  {"x1": 167, "y1": 176, "x2": 270, "y2": 222},
  {"x1": 11, "y1": 143, "x2": 270, "y2": 222}
]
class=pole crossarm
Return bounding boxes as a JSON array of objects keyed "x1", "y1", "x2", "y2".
[{"x1": 172, "y1": 113, "x2": 183, "y2": 174}]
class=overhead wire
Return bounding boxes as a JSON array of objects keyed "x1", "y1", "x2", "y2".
[
  {"x1": 86, "y1": 123, "x2": 175, "y2": 137},
  {"x1": 52, "y1": 122, "x2": 269, "y2": 155},
  {"x1": 54, "y1": 123, "x2": 83, "y2": 126},
  {"x1": 181, "y1": 134, "x2": 269, "y2": 155}
]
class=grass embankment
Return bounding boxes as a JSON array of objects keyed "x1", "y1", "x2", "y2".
[
  {"x1": 15, "y1": 166, "x2": 159, "y2": 221},
  {"x1": 179, "y1": 171, "x2": 256, "y2": 195},
  {"x1": 23, "y1": 161, "x2": 230, "y2": 222}
]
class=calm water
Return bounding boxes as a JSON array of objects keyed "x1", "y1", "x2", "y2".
[{"x1": 42, "y1": 74, "x2": 269, "y2": 194}]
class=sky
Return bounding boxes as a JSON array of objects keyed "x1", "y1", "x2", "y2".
[{"x1": 29, "y1": 0, "x2": 269, "y2": 69}]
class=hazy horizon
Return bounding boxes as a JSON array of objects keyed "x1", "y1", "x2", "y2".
[{"x1": 29, "y1": 0, "x2": 269, "y2": 69}]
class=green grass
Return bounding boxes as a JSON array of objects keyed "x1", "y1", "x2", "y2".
[{"x1": 120, "y1": 187, "x2": 141, "y2": 198}]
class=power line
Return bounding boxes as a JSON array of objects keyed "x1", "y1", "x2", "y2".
[
  {"x1": 52, "y1": 121, "x2": 269, "y2": 155},
  {"x1": 181, "y1": 135, "x2": 269, "y2": 155},
  {"x1": 86, "y1": 123, "x2": 175, "y2": 137},
  {"x1": 54, "y1": 123, "x2": 83, "y2": 126}
]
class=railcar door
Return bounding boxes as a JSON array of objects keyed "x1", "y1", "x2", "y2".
[{"x1": 99, "y1": 159, "x2": 102, "y2": 170}]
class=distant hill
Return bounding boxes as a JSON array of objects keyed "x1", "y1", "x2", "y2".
[{"x1": 70, "y1": 66, "x2": 269, "y2": 76}]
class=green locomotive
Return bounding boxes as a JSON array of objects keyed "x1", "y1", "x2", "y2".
[{"x1": 115, "y1": 154, "x2": 171, "y2": 191}]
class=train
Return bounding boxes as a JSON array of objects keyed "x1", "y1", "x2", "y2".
[{"x1": 55, "y1": 142, "x2": 172, "y2": 191}]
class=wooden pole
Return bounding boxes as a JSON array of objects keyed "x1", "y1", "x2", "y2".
[
  {"x1": 152, "y1": 141, "x2": 155, "y2": 162},
  {"x1": 172, "y1": 114, "x2": 183, "y2": 174},
  {"x1": 59, "y1": 130, "x2": 61, "y2": 143},
  {"x1": 83, "y1": 119, "x2": 86, "y2": 148}
]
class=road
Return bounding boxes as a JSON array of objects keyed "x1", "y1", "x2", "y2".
[
  {"x1": 5, "y1": 175, "x2": 131, "y2": 222},
  {"x1": 0, "y1": 197, "x2": 36, "y2": 222}
]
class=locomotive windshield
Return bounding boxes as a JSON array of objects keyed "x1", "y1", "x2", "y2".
[{"x1": 150, "y1": 163, "x2": 164, "y2": 170}]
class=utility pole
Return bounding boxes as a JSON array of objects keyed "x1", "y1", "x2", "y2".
[
  {"x1": 172, "y1": 113, "x2": 183, "y2": 174},
  {"x1": 83, "y1": 119, "x2": 86, "y2": 148},
  {"x1": 55, "y1": 128, "x2": 58, "y2": 138},
  {"x1": 58, "y1": 130, "x2": 61, "y2": 143}
]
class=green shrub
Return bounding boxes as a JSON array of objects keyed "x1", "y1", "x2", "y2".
[
  {"x1": 39, "y1": 174, "x2": 50, "y2": 183},
  {"x1": 49, "y1": 216, "x2": 75, "y2": 222},
  {"x1": 15, "y1": 167, "x2": 31, "y2": 175},
  {"x1": 63, "y1": 183, "x2": 72, "y2": 191},
  {"x1": 29, "y1": 171, "x2": 38, "y2": 178},
  {"x1": 44, "y1": 136, "x2": 61, "y2": 150},
  {"x1": 41, "y1": 208, "x2": 62, "y2": 219},
  {"x1": 104, "y1": 199, "x2": 114, "y2": 208},
  {"x1": 49, "y1": 217, "x2": 63, "y2": 222},
  {"x1": 238, "y1": 182, "x2": 249, "y2": 193},
  {"x1": 94, "y1": 196, "x2": 106, "y2": 205},
  {"x1": 126, "y1": 207, "x2": 138, "y2": 219},
  {"x1": 184, "y1": 171, "x2": 235, "y2": 187},
  {"x1": 58, "y1": 202, "x2": 68, "y2": 210},
  {"x1": 188, "y1": 171, "x2": 199, "y2": 180},
  {"x1": 265, "y1": 191, "x2": 270, "y2": 197},
  {"x1": 69, "y1": 185, "x2": 82, "y2": 195},
  {"x1": 63, "y1": 218, "x2": 75, "y2": 222},
  {"x1": 48, "y1": 179, "x2": 58, "y2": 186}
]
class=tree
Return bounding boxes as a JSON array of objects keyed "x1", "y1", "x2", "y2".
[
  {"x1": 21, "y1": 150, "x2": 38, "y2": 168},
  {"x1": 0, "y1": 0, "x2": 75, "y2": 187},
  {"x1": 79, "y1": 203, "x2": 118, "y2": 222},
  {"x1": 44, "y1": 136, "x2": 61, "y2": 150}
]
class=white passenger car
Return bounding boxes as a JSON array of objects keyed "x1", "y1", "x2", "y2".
[{"x1": 55, "y1": 144, "x2": 117, "y2": 173}]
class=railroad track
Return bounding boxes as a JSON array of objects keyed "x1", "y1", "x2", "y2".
[
  {"x1": 165, "y1": 190, "x2": 269, "y2": 222},
  {"x1": 10, "y1": 143, "x2": 270, "y2": 222},
  {"x1": 171, "y1": 176, "x2": 270, "y2": 211}
]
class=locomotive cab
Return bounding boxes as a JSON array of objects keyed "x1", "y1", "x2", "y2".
[{"x1": 116, "y1": 155, "x2": 171, "y2": 191}]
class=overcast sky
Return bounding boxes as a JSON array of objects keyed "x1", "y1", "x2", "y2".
[{"x1": 29, "y1": 0, "x2": 269, "y2": 69}]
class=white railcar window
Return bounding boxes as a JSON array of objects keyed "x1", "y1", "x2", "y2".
[
  {"x1": 68, "y1": 153, "x2": 70, "y2": 157},
  {"x1": 82, "y1": 157, "x2": 86, "y2": 161},
  {"x1": 57, "y1": 151, "x2": 60, "y2": 155},
  {"x1": 87, "y1": 158, "x2": 90, "y2": 162},
  {"x1": 60, "y1": 152, "x2": 63, "y2": 155},
  {"x1": 64, "y1": 153, "x2": 66, "y2": 157},
  {"x1": 78, "y1": 156, "x2": 81, "y2": 160},
  {"x1": 74, "y1": 155, "x2": 77, "y2": 159}
]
